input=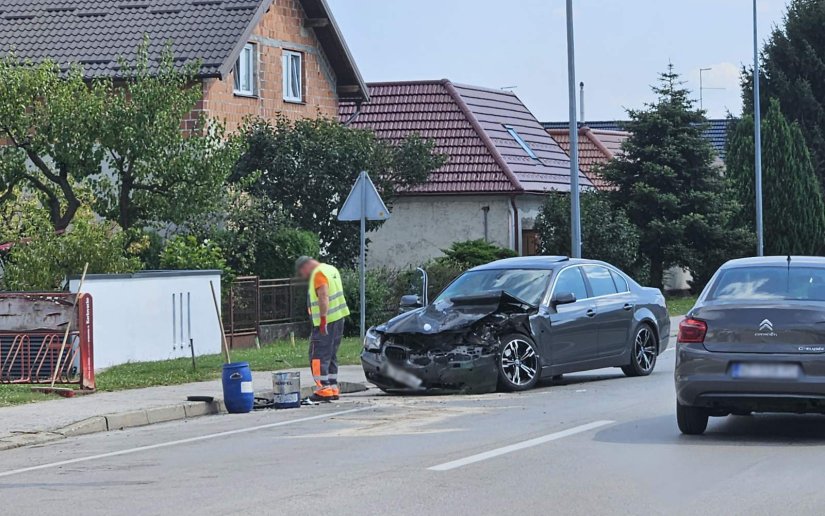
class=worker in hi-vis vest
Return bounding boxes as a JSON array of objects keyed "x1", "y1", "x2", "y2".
[{"x1": 296, "y1": 256, "x2": 351, "y2": 402}]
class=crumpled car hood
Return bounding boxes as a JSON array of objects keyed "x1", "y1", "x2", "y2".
[{"x1": 377, "y1": 290, "x2": 536, "y2": 335}]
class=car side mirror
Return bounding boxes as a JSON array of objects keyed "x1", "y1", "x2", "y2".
[
  {"x1": 399, "y1": 294, "x2": 423, "y2": 313},
  {"x1": 551, "y1": 292, "x2": 577, "y2": 308}
]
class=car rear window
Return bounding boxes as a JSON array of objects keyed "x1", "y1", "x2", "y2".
[{"x1": 708, "y1": 266, "x2": 825, "y2": 301}]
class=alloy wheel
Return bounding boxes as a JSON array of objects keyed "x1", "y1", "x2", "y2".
[
  {"x1": 634, "y1": 327, "x2": 657, "y2": 372},
  {"x1": 501, "y1": 338, "x2": 539, "y2": 386}
]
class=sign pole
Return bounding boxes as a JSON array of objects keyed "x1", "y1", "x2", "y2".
[
  {"x1": 337, "y1": 170, "x2": 390, "y2": 341},
  {"x1": 359, "y1": 172, "x2": 367, "y2": 340}
]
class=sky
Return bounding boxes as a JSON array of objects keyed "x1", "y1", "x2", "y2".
[{"x1": 327, "y1": 0, "x2": 791, "y2": 122}]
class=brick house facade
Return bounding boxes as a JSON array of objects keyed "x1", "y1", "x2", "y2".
[
  {"x1": 201, "y1": 0, "x2": 356, "y2": 131},
  {"x1": 0, "y1": 0, "x2": 369, "y2": 131}
]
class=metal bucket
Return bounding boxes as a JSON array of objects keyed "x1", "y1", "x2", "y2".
[{"x1": 272, "y1": 371, "x2": 301, "y2": 409}]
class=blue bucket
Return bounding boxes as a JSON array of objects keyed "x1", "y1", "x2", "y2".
[{"x1": 222, "y1": 362, "x2": 254, "y2": 414}]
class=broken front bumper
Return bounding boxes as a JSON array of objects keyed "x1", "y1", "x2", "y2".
[{"x1": 360, "y1": 344, "x2": 499, "y2": 394}]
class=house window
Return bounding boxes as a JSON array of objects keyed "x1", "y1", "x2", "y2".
[
  {"x1": 504, "y1": 125, "x2": 539, "y2": 160},
  {"x1": 283, "y1": 50, "x2": 303, "y2": 103},
  {"x1": 234, "y1": 43, "x2": 257, "y2": 96}
]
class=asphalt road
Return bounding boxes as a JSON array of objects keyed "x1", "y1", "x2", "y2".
[{"x1": 3, "y1": 350, "x2": 825, "y2": 516}]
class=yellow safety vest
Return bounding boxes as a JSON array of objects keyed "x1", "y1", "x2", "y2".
[{"x1": 308, "y1": 263, "x2": 350, "y2": 326}]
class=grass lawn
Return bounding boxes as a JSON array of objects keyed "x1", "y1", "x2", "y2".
[
  {"x1": 0, "y1": 337, "x2": 363, "y2": 407},
  {"x1": 667, "y1": 296, "x2": 698, "y2": 317}
]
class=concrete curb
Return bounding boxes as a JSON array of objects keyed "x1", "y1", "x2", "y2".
[
  {"x1": 0, "y1": 381, "x2": 368, "y2": 452},
  {"x1": 0, "y1": 400, "x2": 224, "y2": 452}
]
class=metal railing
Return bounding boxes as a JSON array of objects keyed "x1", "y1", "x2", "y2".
[
  {"x1": 222, "y1": 276, "x2": 309, "y2": 347},
  {"x1": 260, "y1": 278, "x2": 308, "y2": 325},
  {"x1": 0, "y1": 293, "x2": 95, "y2": 390}
]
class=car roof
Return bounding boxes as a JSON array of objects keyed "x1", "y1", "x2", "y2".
[
  {"x1": 470, "y1": 256, "x2": 611, "y2": 271},
  {"x1": 722, "y1": 256, "x2": 825, "y2": 268}
]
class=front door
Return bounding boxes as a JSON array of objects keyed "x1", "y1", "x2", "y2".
[{"x1": 538, "y1": 266, "x2": 598, "y2": 366}]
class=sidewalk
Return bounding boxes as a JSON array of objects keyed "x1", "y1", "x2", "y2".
[{"x1": 0, "y1": 365, "x2": 368, "y2": 448}]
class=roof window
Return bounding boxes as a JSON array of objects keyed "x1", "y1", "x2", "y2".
[{"x1": 503, "y1": 125, "x2": 538, "y2": 159}]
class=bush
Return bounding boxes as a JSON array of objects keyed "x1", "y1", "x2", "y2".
[
  {"x1": 341, "y1": 268, "x2": 399, "y2": 336},
  {"x1": 439, "y1": 240, "x2": 517, "y2": 268},
  {"x1": 1, "y1": 205, "x2": 141, "y2": 291},
  {"x1": 535, "y1": 191, "x2": 645, "y2": 281},
  {"x1": 253, "y1": 227, "x2": 320, "y2": 279},
  {"x1": 393, "y1": 259, "x2": 466, "y2": 304},
  {"x1": 160, "y1": 235, "x2": 232, "y2": 278}
]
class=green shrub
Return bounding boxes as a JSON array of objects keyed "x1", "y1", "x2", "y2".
[
  {"x1": 160, "y1": 235, "x2": 232, "y2": 278},
  {"x1": 253, "y1": 227, "x2": 320, "y2": 279},
  {"x1": 2, "y1": 205, "x2": 141, "y2": 291},
  {"x1": 394, "y1": 259, "x2": 465, "y2": 303},
  {"x1": 341, "y1": 268, "x2": 399, "y2": 336},
  {"x1": 439, "y1": 239, "x2": 517, "y2": 268}
]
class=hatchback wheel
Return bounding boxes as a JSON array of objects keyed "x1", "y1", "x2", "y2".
[
  {"x1": 622, "y1": 324, "x2": 658, "y2": 377},
  {"x1": 677, "y1": 402, "x2": 709, "y2": 435},
  {"x1": 497, "y1": 334, "x2": 541, "y2": 391}
]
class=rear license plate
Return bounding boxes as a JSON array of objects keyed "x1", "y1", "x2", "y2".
[{"x1": 731, "y1": 362, "x2": 801, "y2": 380}]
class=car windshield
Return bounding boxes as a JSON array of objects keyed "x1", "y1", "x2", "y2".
[
  {"x1": 434, "y1": 269, "x2": 552, "y2": 305},
  {"x1": 708, "y1": 266, "x2": 825, "y2": 302}
]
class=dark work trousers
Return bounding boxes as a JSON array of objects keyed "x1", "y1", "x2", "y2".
[{"x1": 309, "y1": 318, "x2": 345, "y2": 397}]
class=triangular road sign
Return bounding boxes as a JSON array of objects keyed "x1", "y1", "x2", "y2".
[{"x1": 338, "y1": 171, "x2": 390, "y2": 221}]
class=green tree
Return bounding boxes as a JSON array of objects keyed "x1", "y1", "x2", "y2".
[
  {"x1": 94, "y1": 45, "x2": 243, "y2": 231},
  {"x1": 600, "y1": 65, "x2": 749, "y2": 289},
  {"x1": 1, "y1": 201, "x2": 140, "y2": 291},
  {"x1": 190, "y1": 186, "x2": 319, "y2": 278},
  {"x1": 742, "y1": 0, "x2": 825, "y2": 181},
  {"x1": 0, "y1": 44, "x2": 242, "y2": 235},
  {"x1": 0, "y1": 58, "x2": 106, "y2": 230},
  {"x1": 727, "y1": 100, "x2": 825, "y2": 255},
  {"x1": 234, "y1": 116, "x2": 445, "y2": 267},
  {"x1": 534, "y1": 191, "x2": 643, "y2": 278}
]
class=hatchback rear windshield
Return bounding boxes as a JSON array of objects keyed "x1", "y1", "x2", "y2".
[
  {"x1": 435, "y1": 269, "x2": 552, "y2": 305},
  {"x1": 708, "y1": 266, "x2": 825, "y2": 302}
]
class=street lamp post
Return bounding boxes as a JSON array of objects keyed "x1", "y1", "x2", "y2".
[
  {"x1": 566, "y1": 0, "x2": 582, "y2": 259},
  {"x1": 753, "y1": 0, "x2": 764, "y2": 256}
]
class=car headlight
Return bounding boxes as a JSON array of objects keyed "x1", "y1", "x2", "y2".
[{"x1": 364, "y1": 327, "x2": 382, "y2": 351}]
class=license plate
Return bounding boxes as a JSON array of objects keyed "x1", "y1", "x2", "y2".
[
  {"x1": 381, "y1": 363, "x2": 423, "y2": 389},
  {"x1": 731, "y1": 362, "x2": 801, "y2": 380}
]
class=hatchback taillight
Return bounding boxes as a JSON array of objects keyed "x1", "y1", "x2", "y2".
[{"x1": 678, "y1": 318, "x2": 707, "y2": 344}]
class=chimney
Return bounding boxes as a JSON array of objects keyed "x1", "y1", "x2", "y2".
[{"x1": 579, "y1": 81, "x2": 585, "y2": 126}]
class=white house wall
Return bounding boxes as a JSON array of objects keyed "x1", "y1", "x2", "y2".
[
  {"x1": 368, "y1": 195, "x2": 514, "y2": 270},
  {"x1": 68, "y1": 271, "x2": 223, "y2": 369}
]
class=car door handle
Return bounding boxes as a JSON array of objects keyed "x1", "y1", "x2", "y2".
[
  {"x1": 623, "y1": 303, "x2": 633, "y2": 311},
  {"x1": 586, "y1": 309, "x2": 596, "y2": 318}
]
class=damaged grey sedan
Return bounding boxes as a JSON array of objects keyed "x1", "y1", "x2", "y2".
[{"x1": 361, "y1": 256, "x2": 670, "y2": 394}]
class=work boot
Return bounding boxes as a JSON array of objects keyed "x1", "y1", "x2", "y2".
[
  {"x1": 331, "y1": 386, "x2": 340, "y2": 401},
  {"x1": 309, "y1": 393, "x2": 334, "y2": 403}
]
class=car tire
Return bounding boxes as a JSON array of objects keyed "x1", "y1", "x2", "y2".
[
  {"x1": 621, "y1": 323, "x2": 658, "y2": 377},
  {"x1": 677, "y1": 402, "x2": 709, "y2": 435},
  {"x1": 497, "y1": 333, "x2": 541, "y2": 392}
]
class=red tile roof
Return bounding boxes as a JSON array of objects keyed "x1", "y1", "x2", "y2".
[
  {"x1": 547, "y1": 127, "x2": 629, "y2": 190},
  {"x1": 340, "y1": 79, "x2": 591, "y2": 194}
]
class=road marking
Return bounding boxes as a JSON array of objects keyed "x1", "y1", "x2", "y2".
[
  {"x1": 0, "y1": 407, "x2": 371, "y2": 479},
  {"x1": 428, "y1": 420, "x2": 614, "y2": 471}
]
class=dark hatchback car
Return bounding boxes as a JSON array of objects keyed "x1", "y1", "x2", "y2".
[
  {"x1": 361, "y1": 256, "x2": 670, "y2": 393},
  {"x1": 676, "y1": 256, "x2": 825, "y2": 435}
]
